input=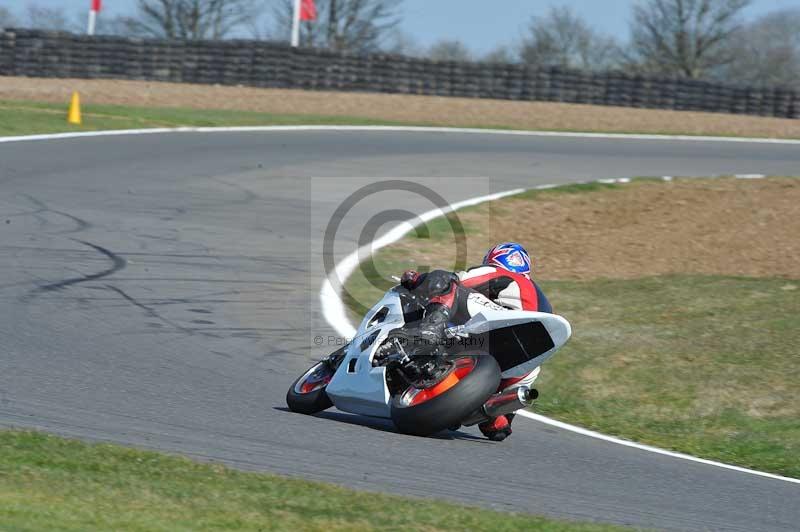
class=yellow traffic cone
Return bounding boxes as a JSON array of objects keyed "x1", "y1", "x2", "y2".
[{"x1": 67, "y1": 92, "x2": 82, "y2": 125}]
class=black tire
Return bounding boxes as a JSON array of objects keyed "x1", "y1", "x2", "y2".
[
  {"x1": 390, "y1": 353, "x2": 500, "y2": 437},
  {"x1": 286, "y1": 361, "x2": 334, "y2": 415}
]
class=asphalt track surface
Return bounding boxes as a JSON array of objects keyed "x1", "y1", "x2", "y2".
[{"x1": 1, "y1": 130, "x2": 799, "y2": 531}]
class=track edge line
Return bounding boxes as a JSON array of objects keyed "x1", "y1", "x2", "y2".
[
  {"x1": 320, "y1": 175, "x2": 800, "y2": 486},
  {"x1": 7, "y1": 122, "x2": 795, "y2": 484},
  {"x1": 3, "y1": 125, "x2": 800, "y2": 144}
]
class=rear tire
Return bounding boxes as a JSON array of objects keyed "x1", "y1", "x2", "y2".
[
  {"x1": 390, "y1": 353, "x2": 500, "y2": 436},
  {"x1": 286, "y1": 361, "x2": 335, "y2": 415}
]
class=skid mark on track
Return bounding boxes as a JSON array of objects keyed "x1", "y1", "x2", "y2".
[
  {"x1": 210, "y1": 177, "x2": 261, "y2": 205},
  {"x1": 21, "y1": 194, "x2": 91, "y2": 235},
  {"x1": 103, "y1": 284, "x2": 221, "y2": 339},
  {"x1": 25, "y1": 240, "x2": 126, "y2": 298}
]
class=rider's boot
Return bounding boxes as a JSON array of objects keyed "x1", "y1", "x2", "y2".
[
  {"x1": 479, "y1": 414, "x2": 512, "y2": 441},
  {"x1": 479, "y1": 367, "x2": 541, "y2": 441}
]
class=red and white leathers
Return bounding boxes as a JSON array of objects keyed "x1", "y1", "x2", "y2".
[
  {"x1": 457, "y1": 265, "x2": 552, "y2": 390},
  {"x1": 399, "y1": 267, "x2": 552, "y2": 391},
  {"x1": 398, "y1": 268, "x2": 552, "y2": 440}
]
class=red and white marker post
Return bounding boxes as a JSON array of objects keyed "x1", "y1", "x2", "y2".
[
  {"x1": 291, "y1": 0, "x2": 317, "y2": 47},
  {"x1": 87, "y1": 0, "x2": 101, "y2": 36}
]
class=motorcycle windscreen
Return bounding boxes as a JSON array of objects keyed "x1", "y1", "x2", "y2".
[{"x1": 477, "y1": 322, "x2": 555, "y2": 372}]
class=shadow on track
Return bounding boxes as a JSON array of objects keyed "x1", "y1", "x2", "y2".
[{"x1": 273, "y1": 407, "x2": 490, "y2": 443}]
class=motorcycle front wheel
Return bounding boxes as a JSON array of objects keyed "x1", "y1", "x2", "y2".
[
  {"x1": 390, "y1": 353, "x2": 500, "y2": 436},
  {"x1": 286, "y1": 360, "x2": 335, "y2": 415}
]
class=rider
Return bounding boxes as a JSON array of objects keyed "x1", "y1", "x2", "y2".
[{"x1": 398, "y1": 242, "x2": 552, "y2": 442}]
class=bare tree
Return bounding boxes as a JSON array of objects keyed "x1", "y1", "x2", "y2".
[
  {"x1": 0, "y1": 8, "x2": 15, "y2": 29},
  {"x1": 122, "y1": 0, "x2": 258, "y2": 39},
  {"x1": 384, "y1": 28, "x2": 422, "y2": 56},
  {"x1": 483, "y1": 45, "x2": 515, "y2": 64},
  {"x1": 0, "y1": 7, "x2": 17, "y2": 29},
  {"x1": 270, "y1": 0, "x2": 401, "y2": 53},
  {"x1": 628, "y1": 0, "x2": 751, "y2": 78},
  {"x1": 520, "y1": 6, "x2": 619, "y2": 71},
  {"x1": 714, "y1": 8, "x2": 800, "y2": 87},
  {"x1": 25, "y1": 3, "x2": 81, "y2": 32},
  {"x1": 427, "y1": 39, "x2": 471, "y2": 62}
]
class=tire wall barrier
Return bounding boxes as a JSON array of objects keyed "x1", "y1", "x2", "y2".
[{"x1": 1, "y1": 28, "x2": 798, "y2": 119}]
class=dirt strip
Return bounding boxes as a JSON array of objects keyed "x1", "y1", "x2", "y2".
[
  {"x1": 2, "y1": 76, "x2": 800, "y2": 138},
  {"x1": 394, "y1": 178, "x2": 800, "y2": 280}
]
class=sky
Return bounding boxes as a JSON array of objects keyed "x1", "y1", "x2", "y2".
[{"x1": 4, "y1": 0, "x2": 800, "y2": 54}]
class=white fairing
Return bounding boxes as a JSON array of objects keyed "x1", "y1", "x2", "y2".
[
  {"x1": 325, "y1": 288, "x2": 572, "y2": 419},
  {"x1": 325, "y1": 290, "x2": 404, "y2": 417},
  {"x1": 459, "y1": 308, "x2": 572, "y2": 378}
]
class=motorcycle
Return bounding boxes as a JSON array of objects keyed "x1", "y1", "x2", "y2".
[{"x1": 287, "y1": 284, "x2": 571, "y2": 436}]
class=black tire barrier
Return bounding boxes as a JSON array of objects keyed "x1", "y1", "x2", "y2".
[{"x1": 1, "y1": 28, "x2": 797, "y2": 119}]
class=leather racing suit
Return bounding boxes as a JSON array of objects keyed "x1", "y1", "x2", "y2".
[{"x1": 396, "y1": 268, "x2": 552, "y2": 439}]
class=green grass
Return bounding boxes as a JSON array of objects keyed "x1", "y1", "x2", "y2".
[
  {"x1": 536, "y1": 275, "x2": 800, "y2": 478},
  {"x1": 343, "y1": 185, "x2": 800, "y2": 479},
  {"x1": 511, "y1": 178, "x2": 675, "y2": 201},
  {"x1": 3, "y1": 100, "x2": 798, "y2": 139},
  {"x1": 0, "y1": 431, "x2": 624, "y2": 531},
  {"x1": 512, "y1": 181, "x2": 623, "y2": 200},
  {"x1": 0, "y1": 100, "x2": 408, "y2": 136}
]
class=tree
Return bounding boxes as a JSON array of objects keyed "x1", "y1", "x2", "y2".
[
  {"x1": 0, "y1": 7, "x2": 17, "y2": 29},
  {"x1": 520, "y1": 6, "x2": 619, "y2": 71},
  {"x1": 427, "y1": 39, "x2": 471, "y2": 62},
  {"x1": 122, "y1": 0, "x2": 258, "y2": 39},
  {"x1": 715, "y1": 8, "x2": 800, "y2": 87},
  {"x1": 270, "y1": 0, "x2": 401, "y2": 53},
  {"x1": 384, "y1": 28, "x2": 422, "y2": 56},
  {"x1": 24, "y1": 3, "x2": 81, "y2": 32},
  {"x1": 628, "y1": 0, "x2": 751, "y2": 78},
  {"x1": 482, "y1": 45, "x2": 515, "y2": 64}
]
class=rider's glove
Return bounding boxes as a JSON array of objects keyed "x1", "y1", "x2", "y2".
[{"x1": 400, "y1": 269, "x2": 421, "y2": 290}]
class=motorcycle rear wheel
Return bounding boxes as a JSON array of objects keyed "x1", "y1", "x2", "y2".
[{"x1": 390, "y1": 353, "x2": 500, "y2": 436}]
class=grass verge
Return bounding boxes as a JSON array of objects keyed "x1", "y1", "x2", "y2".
[
  {"x1": 0, "y1": 100, "x2": 406, "y2": 137},
  {"x1": 3, "y1": 76, "x2": 800, "y2": 139},
  {"x1": 2, "y1": 95, "x2": 800, "y2": 139},
  {"x1": 535, "y1": 275, "x2": 800, "y2": 478},
  {"x1": 343, "y1": 180, "x2": 800, "y2": 478},
  {"x1": 0, "y1": 430, "x2": 623, "y2": 531}
]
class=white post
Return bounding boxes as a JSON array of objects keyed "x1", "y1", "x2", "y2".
[
  {"x1": 87, "y1": 9, "x2": 97, "y2": 35},
  {"x1": 291, "y1": 0, "x2": 302, "y2": 47}
]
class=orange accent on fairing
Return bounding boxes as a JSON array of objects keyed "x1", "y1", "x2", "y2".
[{"x1": 408, "y1": 357, "x2": 476, "y2": 406}]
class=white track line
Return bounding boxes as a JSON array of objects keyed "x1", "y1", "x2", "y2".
[
  {"x1": 320, "y1": 188, "x2": 525, "y2": 339},
  {"x1": 320, "y1": 177, "x2": 800, "y2": 486},
  {"x1": 516, "y1": 410, "x2": 800, "y2": 484},
  {"x1": 3, "y1": 125, "x2": 800, "y2": 144},
  {"x1": 4, "y1": 125, "x2": 798, "y2": 485}
]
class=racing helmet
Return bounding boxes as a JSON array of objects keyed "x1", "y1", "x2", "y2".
[{"x1": 483, "y1": 242, "x2": 532, "y2": 275}]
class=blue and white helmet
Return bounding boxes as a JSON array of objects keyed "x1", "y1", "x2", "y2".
[{"x1": 483, "y1": 242, "x2": 532, "y2": 275}]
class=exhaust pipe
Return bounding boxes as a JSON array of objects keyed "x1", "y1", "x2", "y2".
[{"x1": 462, "y1": 386, "x2": 538, "y2": 426}]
